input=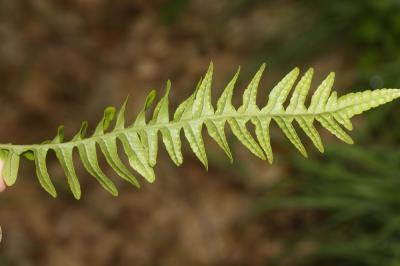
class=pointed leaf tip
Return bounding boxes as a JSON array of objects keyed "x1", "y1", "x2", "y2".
[
  {"x1": 103, "y1": 107, "x2": 116, "y2": 130},
  {"x1": 115, "y1": 97, "x2": 130, "y2": 130},
  {"x1": 208, "y1": 61, "x2": 214, "y2": 70},
  {"x1": 52, "y1": 125, "x2": 65, "y2": 143},
  {"x1": 145, "y1": 90, "x2": 157, "y2": 110}
]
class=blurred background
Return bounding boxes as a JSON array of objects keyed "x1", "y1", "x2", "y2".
[{"x1": 0, "y1": 0, "x2": 400, "y2": 265}]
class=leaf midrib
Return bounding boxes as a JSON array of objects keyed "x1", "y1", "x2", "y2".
[{"x1": 0, "y1": 105, "x2": 355, "y2": 152}]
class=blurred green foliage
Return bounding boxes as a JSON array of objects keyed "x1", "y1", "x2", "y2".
[
  {"x1": 258, "y1": 0, "x2": 400, "y2": 84},
  {"x1": 258, "y1": 144, "x2": 400, "y2": 266},
  {"x1": 251, "y1": 0, "x2": 400, "y2": 265},
  {"x1": 160, "y1": 0, "x2": 191, "y2": 23}
]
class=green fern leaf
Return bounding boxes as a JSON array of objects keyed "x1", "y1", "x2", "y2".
[{"x1": 0, "y1": 62, "x2": 399, "y2": 198}]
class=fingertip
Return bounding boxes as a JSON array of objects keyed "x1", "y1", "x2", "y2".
[{"x1": 0, "y1": 160, "x2": 5, "y2": 192}]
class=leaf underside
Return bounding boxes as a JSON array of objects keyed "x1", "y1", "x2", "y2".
[{"x1": 0, "y1": 63, "x2": 399, "y2": 199}]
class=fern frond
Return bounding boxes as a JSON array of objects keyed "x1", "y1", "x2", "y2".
[{"x1": 0, "y1": 63, "x2": 399, "y2": 199}]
